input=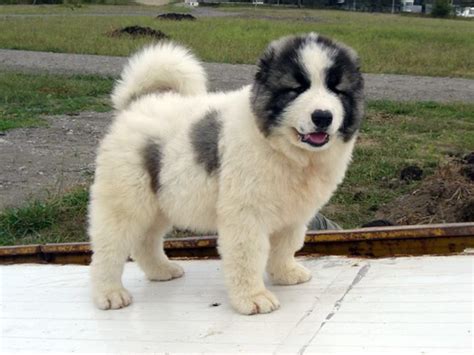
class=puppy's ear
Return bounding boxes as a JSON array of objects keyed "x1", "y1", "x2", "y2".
[
  {"x1": 255, "y1": 47, "x2": 275, "y2": 83},
  {"x1": 338, "y1": 41, "x2": 362, "y2": 71}
]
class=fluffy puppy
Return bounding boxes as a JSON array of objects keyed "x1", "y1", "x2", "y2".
[{"x1": 89, "y1": 33, "x2": 364, "y2": 315}]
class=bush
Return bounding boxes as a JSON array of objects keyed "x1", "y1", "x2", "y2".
[{"x1": 431, "y1": 0, "x2": 452, "y2": 18}]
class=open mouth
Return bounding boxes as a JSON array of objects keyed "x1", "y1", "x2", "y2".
[{"x1": 297, "y1": 131, "x2": 330, "y2": 147}]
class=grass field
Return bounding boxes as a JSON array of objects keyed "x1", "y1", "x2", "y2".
[
  {"x1": 0, "y1": 71, "x2": 113, "y2": 131},
  {"x1": 0, "y1": 74, "x2": 474, "y2": 245},
  {"x1": 325, "y1": 101, "x2": 474, "y2": 227},
  {"x1": 0, "y1": 5, "x2": 473, "y2": 77}
]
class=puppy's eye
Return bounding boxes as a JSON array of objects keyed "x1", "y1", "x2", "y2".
[
  {"x1": 289, "y1": 86, "x2": 302, "y2": 92},
  {"x1": 327, "y1": 77, "x2": 341, "y2": 92},
  {"x1": 286, "y1": 85, "x2": 305, "y2": 94},
  {"x1": 326, "y1": 67, "x2": 343, "y2": 93},
  {"x1": 328, "y1": 79, "x2": 347, "y2": 96},
  {"x1": 333, "y1": 85, "x2": 345, "y2": 95}
]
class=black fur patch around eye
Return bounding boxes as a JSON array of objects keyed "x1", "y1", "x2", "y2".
[
  {"x1": 143, "y1": 140, "x2": 162, "y2": 193},
  {"x1": 251, "y1": 36, "x2": 311, "y2": 135},
  {"x1": 326, "y1": 64, "x2": 343, "y2": 94},
  {"x1": 321, "y1": 38, "x2": 364, "y2": 142},
  {"x1": 190, "y1": 110, "x2": 222, "y2": 174}
]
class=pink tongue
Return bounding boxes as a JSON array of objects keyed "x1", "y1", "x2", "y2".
[{"x1": 304, "y1": 132, "x2": 328, "y2": 144}]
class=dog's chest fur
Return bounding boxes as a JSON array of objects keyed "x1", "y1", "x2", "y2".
[{"x1": 254, "y1": 139, "x2": 354, "y2": 231}]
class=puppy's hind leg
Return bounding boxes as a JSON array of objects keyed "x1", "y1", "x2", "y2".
[
  {"x1": 89, "y1": 209, "x2": 142, "y2": 310},
  {"x1": 267, "y1": 224, "x2": 312, "y2": 285},
  {"x1": 131, "y1": 216, "x2": 184, "y2": 281},
  {"x1": 89, "y1": 180, "x2": 161, "y2": 310}
]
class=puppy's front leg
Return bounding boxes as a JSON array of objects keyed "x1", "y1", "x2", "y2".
[
  {"x1": 267, "y1": 224, "x2": 312, "y2": 285},
  {"x1": 218, "y1": 220, "x2": 280, "y2": 315}
]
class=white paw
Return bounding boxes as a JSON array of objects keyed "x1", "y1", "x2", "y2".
[
  {"x1": 269, "y1": 262, "x2": 312, "y2": 285},
  {"x1": 231, "y1": 289, "x2": 280, "y2": 315},
  {"x1": 146, "y1": 262, "x2": 184, "y2": 281},
  {"x1": 93, "y1": 287, "x2": 132, "y2": 310}
]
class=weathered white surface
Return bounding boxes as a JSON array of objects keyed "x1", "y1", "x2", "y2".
[{"x1": 1, "y1": 255, "x2": 472, "y2": 353}]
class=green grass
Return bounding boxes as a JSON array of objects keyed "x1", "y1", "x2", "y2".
[
  {"x1": 0, "y1": 72, "x2": 113, "y2": 131},
  {"x1": 0, "y1": 6, "x2": 473, "y2": 77},
  {"x1": 0, "y1": 187, "x2": 89, "y2": 246},
  {"x1": 1, "y1": 100, "x2": 473, "y2": 245},
  {"x1": 321, "y1": 101, "x2": 474, "y2": 227}
]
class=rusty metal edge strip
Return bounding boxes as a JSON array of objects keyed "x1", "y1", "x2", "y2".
[
  {"x1": 0, "y1": 244, "x2": 41, "y2": 256},
  {"x1": 0, "y1": 223, "x2": 473, "y2": 263},
  {"x1": 305, "y1": 222, "x2": 474, "y2": 242}
]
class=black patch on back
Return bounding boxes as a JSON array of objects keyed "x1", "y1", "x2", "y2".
[
  {"x1": 143, "y1": 140, "x2": 162, "y2": 193},
  {"x1": 190, "y1": 110, "x2": 222, "y2": 174}
]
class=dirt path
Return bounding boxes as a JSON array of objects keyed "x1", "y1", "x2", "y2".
[
  {"x1": 1, "y1": 49, "x2": 473, "y2": 102},
  {"x1": 0, "y1": 49, "x2": 473, "y2": 209}
]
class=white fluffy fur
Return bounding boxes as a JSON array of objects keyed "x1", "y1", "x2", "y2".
[
  {"x1": 89, "y1": 39, "x2": 357, "y2": 315},
  {"x1": 111, "y1": 42, "x2": 207, "y2": 110}
]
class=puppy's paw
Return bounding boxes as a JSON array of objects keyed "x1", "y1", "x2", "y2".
[
  {"x1": 269, "y1": 262, "x2": 312, "y2": 285},
  {"x1": 93, "y1": 287, "x2": 132, "y2": 310},
  {"x1": 146, "y1": 262, "x2": 184, "y2": 281},
  {"x1": 231, "y1": 289, "x2": 280, "y2": 315}
]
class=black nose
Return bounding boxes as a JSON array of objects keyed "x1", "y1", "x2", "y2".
[{"x1": 311, "y1": 110, "x2": 333, "y2": 129}]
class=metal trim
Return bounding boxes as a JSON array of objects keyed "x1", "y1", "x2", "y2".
[{"x1": 0, "y1": 223, "x2": 473, "y2": 264}]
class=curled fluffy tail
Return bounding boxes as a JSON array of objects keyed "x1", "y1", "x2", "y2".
[{"x1": 111, "y1": 42, "x2": 207, "y2": 110}]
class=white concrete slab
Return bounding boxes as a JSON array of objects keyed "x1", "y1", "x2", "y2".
[{"x1": 1, "y1": 255, "x2": 472, "y2": 354}]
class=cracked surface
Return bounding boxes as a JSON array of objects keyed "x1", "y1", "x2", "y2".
[{"x1": 296, "y1": 263, "x2": 371, "y2": 354}]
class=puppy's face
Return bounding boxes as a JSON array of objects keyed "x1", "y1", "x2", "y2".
[{"x1": 251, "y1": 33, "x2": 364, "y2": 152}]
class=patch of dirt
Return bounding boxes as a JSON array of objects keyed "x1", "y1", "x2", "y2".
[
  {"x1": 400, "y1": 165, "x2": 424, "y2": 182},
  {"x1": 0, "y1": 112, "x2": 113, "y2": 210},
  {"x1": 156, "y1": 13, "x2": 196, "y2": 21},
  {"x1": 376, "y1": 156, "x2": 474, "y2": 225},
  {"x1": 108, "y1": 26, "x2": 168, "y2": 40},
  {"x1": 357, "y1": 134, "x2": 380, "y2": 148},
  {"x1": 367, "y1": 111, "x2": 397, "y2": 124}
]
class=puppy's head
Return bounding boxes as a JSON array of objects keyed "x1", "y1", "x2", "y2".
[{"x1": 251, "y1": 33, "x2": 364, "y2": 152}]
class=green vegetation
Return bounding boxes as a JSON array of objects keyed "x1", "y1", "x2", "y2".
[
  {"x1": 431, "y1": 0, "x2": 452, "y2": 18},
  {"x1": 322, "y1": 101, "x2": 474, "y2": 227},
  {"x1": 0, "y1": 72, "x2": 113, "y2": 131},
  {"x1": 0, "y1": 6, "x2": 473, "y2": 77},
  {"x1": 0, "y1": 187, "x2": 89, "y2": 246},
  {"x1": 1, "y1": 100, "x2": 473, "y2": 245}
]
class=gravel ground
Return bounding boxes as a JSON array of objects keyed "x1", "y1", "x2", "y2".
[
  {"x1": 1, "y1": 49, "x2": 473, "y2": 102},
  {"x1": 0, "y1": 112, "x2": 112, "y2": 209},
  {"x1": 0, "y1": 49, "x2": 473, "y2": 209}
]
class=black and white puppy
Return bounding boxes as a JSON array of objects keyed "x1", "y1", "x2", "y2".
[{"x1": 89, "y1": 33, "x2": 364, "y2": 315}]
